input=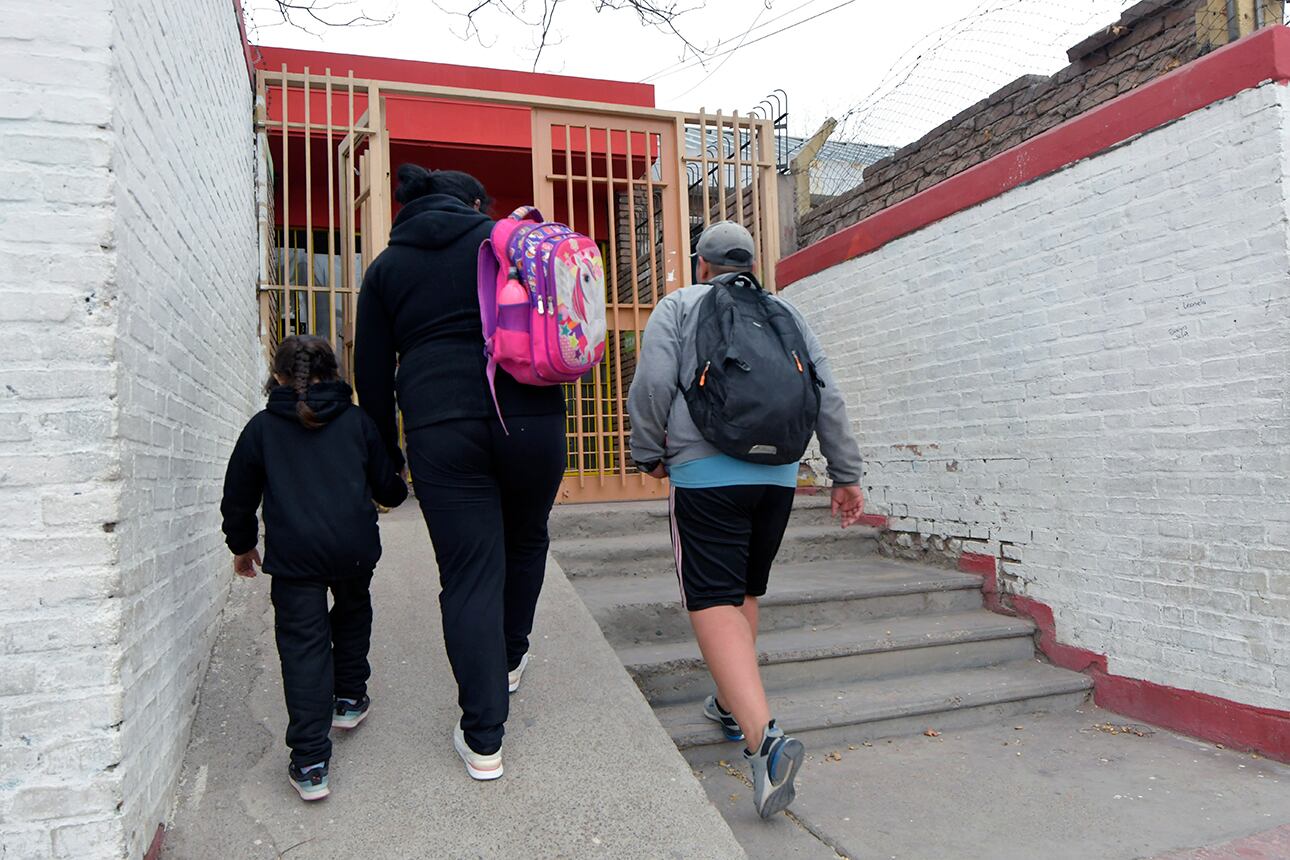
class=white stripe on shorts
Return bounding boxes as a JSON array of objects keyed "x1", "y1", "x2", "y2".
[{"x1": 668, "y1": 486, "x2": 687, "y2": 610}]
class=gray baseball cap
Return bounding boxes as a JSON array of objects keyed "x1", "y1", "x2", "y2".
[{"x1": 695, "y1": 221, "x2": 756, "y2": 269}]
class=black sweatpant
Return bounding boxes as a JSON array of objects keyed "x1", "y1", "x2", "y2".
[
  {"x1": 270, "y1": 573, "x2": 374, "y2": 767},
  {"x1": 406, "y1": 414, "x2": 566, "y2": 756}
]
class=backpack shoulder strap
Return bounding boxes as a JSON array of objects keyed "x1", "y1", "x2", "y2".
[
  {"x1": 691, "y1": 285, "x2": 739, "y2": 364},
  {"x1": 763, "y1": 293, "x2": 808, "y2": 344},
  {"x1": 477, "y1": 238, "x2": 500, "y2": 340},
  {"x1": 476, "y1": 237, "x2": 510, "y2": 436}
]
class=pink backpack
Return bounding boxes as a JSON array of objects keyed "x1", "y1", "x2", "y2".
[{"x1": 477, "y1": 206, "x2": 607, "y2": 429}]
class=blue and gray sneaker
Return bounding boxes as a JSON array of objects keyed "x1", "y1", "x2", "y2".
[
  {"x1": 744, "y1": 721, "x2": 804, "y2": 819},
  {"x1": 702, "y1": 694, "x2": 744, "y2": 742},
  {"x1": 333, "y1": 695, "x2": 371, "y2": 729},
  {"x1": 288, "y1": 761, "x2": 330, "y2": 801}
]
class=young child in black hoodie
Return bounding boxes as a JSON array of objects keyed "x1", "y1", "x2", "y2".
[{"x1": 221, "y1": 335, "x2": 408, "y2": 801}]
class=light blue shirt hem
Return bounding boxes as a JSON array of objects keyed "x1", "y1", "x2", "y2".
[{"x1": 668, "y1": 455, "x2": 798, "y2": 489}]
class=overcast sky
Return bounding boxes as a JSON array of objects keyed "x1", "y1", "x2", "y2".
[{"x1": 249, "y1": 0, "x2": 1136, "y2": 146}]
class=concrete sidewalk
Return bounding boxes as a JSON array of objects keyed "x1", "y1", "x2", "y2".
[
  {"x1": 162, "y1": 507, "x2": 742, "y2": 859},
  {"x1": 692, "y1": 707, "x2": 1290, "y2": 860}
]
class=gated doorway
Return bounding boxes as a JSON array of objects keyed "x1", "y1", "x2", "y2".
[{"x1": 256, "y1": 67, "x2": 779, "y2": 503}]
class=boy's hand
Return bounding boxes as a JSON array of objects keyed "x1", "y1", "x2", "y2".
[
  {"x1": 646, "y1": 464, "x2": 667, "y2": 480},
  {"x1": 831, "y1": 485, "x2": 865, "y2": 528},
  {"x1": 233, "y1": 549, "x2": 262, "y2": 577}
]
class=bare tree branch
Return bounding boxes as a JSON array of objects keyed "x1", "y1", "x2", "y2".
[
  {"x1": 592, "y1": 0, "x2": 707, "y2": 61},
  {"x1": 254, "y1": 0, "x2": 394, "y2": 36},
  {"x1": 434, "y1": 0, "x2": 710, "y2": 72},
  {"x1": 533, "y1": 0, "x2": 561, "y2": 70}
]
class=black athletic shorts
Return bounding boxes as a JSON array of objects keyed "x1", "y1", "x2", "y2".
[{"x1": 668, "y1": 484, "x2": 796, "y2": 612}]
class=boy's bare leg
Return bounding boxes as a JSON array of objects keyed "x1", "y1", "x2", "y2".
[{"x1": 690, "y1": 604, "x2": 771, "y2": 752}]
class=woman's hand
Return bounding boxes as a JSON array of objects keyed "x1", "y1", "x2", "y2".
[
  {"x1": 233, "y1": 549, "x2": 262, "y2": 577},
  {"x1": 831, "y1": 485, "x2": 865, "y2": 528}
]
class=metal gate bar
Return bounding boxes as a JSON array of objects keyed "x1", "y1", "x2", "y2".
[
  {"x1": 683, "y1": 110, "x2": 779, "y2": 290},
  {"x1": 533, "y1": 111, "x2": 688, "y2": 502},
  {"x1": 255, "y1": 70, "x2": 778, "y2": 502},
  {"x1": 255, "y1": 68, "x2": 389, "y2": 379}
]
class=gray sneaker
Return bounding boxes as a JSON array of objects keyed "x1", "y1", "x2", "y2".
[
  {"x1": 744, "y1": 721, "x2": 804, "y2": 819},
  {"x1": 702, "y1": 694, "x2": 744, "y2": 742}
]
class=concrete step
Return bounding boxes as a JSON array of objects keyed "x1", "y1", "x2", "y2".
[
  {"x1": 550, "y1": 523, "x2": 880, "y2": 578},
  {"x1": 659, "y1": 660, "x2": 1094, "y2": 755},
  {"x1": 575, "y1": 558, "x2": 985, "y2": 647},
  {"x1": 550, "y1": 500, "x2": 670, "y2": 538},
  {"x1": 623, "y1": 610, "x2": 1036, "y2": 706},
  {"x1": 549, "y1": 494, "x2": 836, "y2": 539}
]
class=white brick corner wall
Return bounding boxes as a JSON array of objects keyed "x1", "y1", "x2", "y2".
[
  {"x1": 790, "y1": 81, "x2": 1290, "y2": 713},
  {"x1": 110, "y1": 1, "x2": 261, "y2": 856},
  {"x1": 1, "y1": 2, "x2": 126, "y2": 855},
  {"x1": 0, "y1": 1, "x2": 260, "y2": 856}
]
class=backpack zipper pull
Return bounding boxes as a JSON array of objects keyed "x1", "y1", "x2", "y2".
[
  {"x1": 792, "y1": 350, "x2": 804, "y2": 373},
  {"x1": 699, "y1": 360, "x2": 710, "y2": 387},
  {"x1": 537, "y1": 295, "x2": 545, "y2": 314}
]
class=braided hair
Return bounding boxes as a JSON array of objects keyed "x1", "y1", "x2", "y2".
[{"x1": 267, "y1": 335, "x2": 340, "y2": 430}]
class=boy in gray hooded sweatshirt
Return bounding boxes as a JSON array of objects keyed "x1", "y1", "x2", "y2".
[{"x1": 627, "y1": 221, "x2": 865, "y2": 819}]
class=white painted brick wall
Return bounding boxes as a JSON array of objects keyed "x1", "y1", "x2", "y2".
[
  {"x1": 0, "y1": 0, "x2": 260, "y2": 856},
  {"x1": 0, "y1": 1, "x2": 125, "y2": 855},
  {"x1": 110, "y1": 1, "x2": 260, "y2": 856},
  {"x1": 791, "y1": 82, "x2": 1290, "y2": 712}
]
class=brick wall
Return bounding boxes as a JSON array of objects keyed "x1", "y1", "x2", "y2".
[
  {"x1": 0, "y1": 2, "x2": 125, "y2": 856},
  {"x1": 110, "y1": 1, "x2": 260, "y2": 857},
  {"x1": 799, "y1": 0, "x2": 1215, "y2": 248},
  {"x1": 0, "y1": 1, "x2": 259, "y2": 856},
  {"x1": 789, "y1": 81, "x2": 1290, "y2": 711}
]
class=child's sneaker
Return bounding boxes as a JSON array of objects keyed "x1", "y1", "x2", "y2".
[
  {"x1": 288, "y1": 761, "x2": 330, "y2": 801},
  {"x1": 453, "y1": 720, "x2": 503, "y2": 781},
  {"x1": 702, "y1": 694, "x2": 744, "y2": 742},
  {"x1": 333, "y1": 695, "x2": 371, "y2": 729},
  {"x1": 744, "y1": 721, "x2": 804, "y2": 819},
  {"x1": 507, "y1": 653, "x2": 531, "y2": 693}
]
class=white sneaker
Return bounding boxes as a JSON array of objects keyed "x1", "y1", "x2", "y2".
[
  {"x1": 508, "y1": 653, "x2": 531, "y2": 694},
  {"x1": 454, "y1": 721, "x2": 503, "y2": 781}
]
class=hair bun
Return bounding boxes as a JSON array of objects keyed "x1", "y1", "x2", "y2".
[{"x1": 395, "y1": 163, "x2": 434, "y2": 204}]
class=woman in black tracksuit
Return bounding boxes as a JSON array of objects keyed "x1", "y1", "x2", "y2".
[{"x1": 354, "y1": 165, "x2": 566, "y2": 779}]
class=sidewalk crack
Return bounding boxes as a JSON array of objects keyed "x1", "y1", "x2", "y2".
[{"x1": 715, "y1": 759, "x2": 852, "y2": 860}]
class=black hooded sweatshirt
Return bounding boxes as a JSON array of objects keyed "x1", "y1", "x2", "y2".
[
  {"x1": 220, "y1": 380, "x2": 409, "y2": 581},
  {"x1": 354, "y1": 194, "x2": 564, "y2": 467}
]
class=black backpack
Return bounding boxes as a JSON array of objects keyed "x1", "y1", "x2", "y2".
[{"x1": 683, "y1": 275, "x2": 822, "y2": 465}]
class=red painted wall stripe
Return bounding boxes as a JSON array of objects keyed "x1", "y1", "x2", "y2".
[
  {"x1": 1011, "y1": 595, "x2": 1108, "y2": 675},
  {"x1": 954, "y1": 554, "x2": 1290, "y2": 762},
  {"x1": 1095, "y1": 674, "x2": 1290, "y2": 763},
  {"x1": 144, "y1": 824, "x2": 165, "y2": 860},
  {"x1": 779, "y1": 25, "x2": 1290, "y2": 288},
  {"x1": 957, "y1": 552, "x2": 1008, "y2": 614}
]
